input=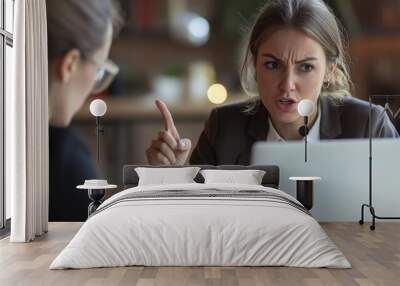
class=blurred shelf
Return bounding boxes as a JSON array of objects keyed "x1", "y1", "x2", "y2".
[
  {"x1": 349, "y1": 35, "x2": 400, "y2": 98},
  {"x1": 350, "y1": 35, "x2": 400, "y2": 54},
  {"x1": 110, "y1": 34, "x2": 236, "y2": 73},
  {"x1": 73, "y1": 94, "x2": 248, "y2": 122}
]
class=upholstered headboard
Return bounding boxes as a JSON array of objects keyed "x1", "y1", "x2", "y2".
[{"x1": 123, "y1": 165, "x2": 280, "y2": 189}]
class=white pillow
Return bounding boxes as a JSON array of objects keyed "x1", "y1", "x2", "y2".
[
  {"x1": 135, "y1": 167, "x2": 201, "y2": 186},
  {"x1": 200, "y1": 169, "x2": 266, "y2": 185}
]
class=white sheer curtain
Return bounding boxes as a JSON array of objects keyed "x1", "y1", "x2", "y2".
[{"x1": 7, "y1": 0, "x2": 48, "y2": 242}]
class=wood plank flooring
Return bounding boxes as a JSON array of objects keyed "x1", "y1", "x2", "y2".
[{"x1": 0, "y1": 222, "x2": 399, "y2": 286}]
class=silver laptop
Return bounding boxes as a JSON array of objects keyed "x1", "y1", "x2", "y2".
[{"x1": 251, "y1": 138, "x2": 400, "y2": 221}]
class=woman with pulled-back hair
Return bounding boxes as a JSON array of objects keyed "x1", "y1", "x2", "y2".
[
  {"x1": 47, "y1": 0, "x2": 119, "y2": 221},
  {"x1": 146, "y1": 0, "x2": 398, "y2": 166}
]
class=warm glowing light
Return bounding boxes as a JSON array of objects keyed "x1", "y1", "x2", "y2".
[{"x1": 207, "y1": 84, "x2": 228, "y2": 104}]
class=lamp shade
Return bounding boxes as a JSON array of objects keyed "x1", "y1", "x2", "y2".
[
  {"x1": 90, "y1": 99, "x2": 107, "y2": 117},
  {"x1": 297, "y1": 99, "x2": 314, "y2": 117}
]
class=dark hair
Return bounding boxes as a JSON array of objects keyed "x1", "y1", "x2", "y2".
[
  {"x1": 46, "y1": 0, "x2": 119, "y2": 62},
  {"x1": 241, "y1": 0, "x2": 352, "y2": 110}
]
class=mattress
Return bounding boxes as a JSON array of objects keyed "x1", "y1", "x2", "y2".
[{"x1": 50, "y1": 183, "x2": 351, "y2": 269}]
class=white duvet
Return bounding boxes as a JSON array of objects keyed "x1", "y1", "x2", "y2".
[{"x1": 50, "y1": 183, "x2": 351, "y2": 269}]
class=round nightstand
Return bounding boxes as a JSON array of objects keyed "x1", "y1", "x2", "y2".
[
  {"x1": 289, "y1": 177, "x2": 321, "y2": 210},
  {"x1": 77, "y1": 182, "x2": 117, "y2": 217}
]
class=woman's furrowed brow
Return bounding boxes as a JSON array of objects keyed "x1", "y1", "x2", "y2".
[
  {"x1": 261, "y1": 53, "x2": 318, "y2": 64},
  {"x1": 295, "y1": 57, "x2": 318, "y2": 64},
  {"x1": 261, "y1": 53, "x2": 280, "y2": 61}
]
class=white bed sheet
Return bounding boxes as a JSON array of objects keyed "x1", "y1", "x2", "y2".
[{"x1": 50, "y1": 183, "x2": 351, "y2": 269}]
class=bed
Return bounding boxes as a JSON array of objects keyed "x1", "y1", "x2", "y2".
[{"x1": 50, "y1": 165, "x2": 350, "y2": 269}]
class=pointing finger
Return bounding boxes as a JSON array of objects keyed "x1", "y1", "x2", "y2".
[{"x1": 155, "y1": 99, "x2": 180, "y2": 140}]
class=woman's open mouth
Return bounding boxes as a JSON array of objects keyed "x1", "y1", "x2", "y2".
[{"x1": 275, "y1": 98, "x2": 298, "y2": 112}]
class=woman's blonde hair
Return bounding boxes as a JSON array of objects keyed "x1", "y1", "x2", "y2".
[{"x1": 240, "y1": 0, "x2": 353, "y2": 112}]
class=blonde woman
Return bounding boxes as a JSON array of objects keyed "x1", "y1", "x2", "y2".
[{"x1": 146, "y1": 0, "x2": 398, "y2": 166}]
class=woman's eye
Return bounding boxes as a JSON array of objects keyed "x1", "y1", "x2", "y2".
[
  {"x1": 299, "y1": 63, "x2": 314, "y2": 72},
  {"x1": 264, "y1": 61, "x2": 279, "y2": 70}
]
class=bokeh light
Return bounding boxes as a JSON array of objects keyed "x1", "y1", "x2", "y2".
[{"x1": 207, "y1": 84, "x2": 228, "y2": 104}]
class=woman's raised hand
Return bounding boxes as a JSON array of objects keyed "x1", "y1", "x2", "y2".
[{"x1": 146, "y1": 100, "x2": 192, "y2": 165}]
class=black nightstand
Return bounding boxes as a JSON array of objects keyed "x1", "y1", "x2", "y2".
[
  {"x1": 289, "y1": 177, "x2": 321, "y2": 210},
  {"x1": 77, "y1": 182, "x2": 117, "y2": 217}
]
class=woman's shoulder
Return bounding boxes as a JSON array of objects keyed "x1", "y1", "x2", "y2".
[
  {"x1": 320, "y1": 94, "x2": 398, "y2": 138},
  {"x1": 322, "y1": 94, "x2": 367, "y2": 106},
  {"x1": 206, "y1": 99, "x2": 266, "y2": 133},
  {"x1": 211, "y1": 99, "x2": 263, "y2": 119},
  {"x1": 49, "y1": 126, "x2": 93, "y2": 161},
  {"x1": 321, "y1": 95, "x2": 383, "y2": 116},
  {"x1": 50, "y1": 126, "x2": 90, "y2": 148},
  {"x1": 213, "y1": 99, "x2": 254, "y2": 112}
]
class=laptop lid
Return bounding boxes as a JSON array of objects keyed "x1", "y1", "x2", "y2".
[{"x1": 251, "y1": 138, "x2": 400, "y2": 221}]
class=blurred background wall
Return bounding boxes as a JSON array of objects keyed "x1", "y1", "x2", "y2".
[{"x1": 71, "y1": 0, "x2": 400, "y2": 186}]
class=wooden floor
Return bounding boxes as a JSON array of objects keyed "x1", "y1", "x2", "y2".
[{"x1": 0, "y1": 222, "x2": 399, "y2": 286}]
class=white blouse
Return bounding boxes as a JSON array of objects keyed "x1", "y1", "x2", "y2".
[{"x1": 266, "y1": 110, "x2": 321, "y2": 143}]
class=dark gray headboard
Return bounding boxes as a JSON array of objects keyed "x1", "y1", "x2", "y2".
[{"x1": 123, "y1": 165, "x2": 280, "y2": 189}]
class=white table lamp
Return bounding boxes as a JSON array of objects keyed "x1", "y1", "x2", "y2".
[
  {"x1": 297, "y1": 99, "x2": 314, "y2": 162},
  {"x1": 89, "y1": 99, "x2": 107, "y2": 163}
]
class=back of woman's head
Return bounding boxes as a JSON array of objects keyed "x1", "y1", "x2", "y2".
[
  {"x1": 46, "y1": 0, "x2": 114, "y2": 63},
  {"x1": 241, "y1": 0, "x2": 352, "y2": 101}
]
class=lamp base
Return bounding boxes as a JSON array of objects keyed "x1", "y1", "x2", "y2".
[
  {"x1": 88, "y1": 189, "x2": 105, "y2": 217},
  {"x1": 359, "y1": 203, "x2": 400, "y2": 231}
]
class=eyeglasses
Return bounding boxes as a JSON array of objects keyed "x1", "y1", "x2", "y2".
[{"x1": 90, "y1": 59, "x2": 120, "y2": 94}]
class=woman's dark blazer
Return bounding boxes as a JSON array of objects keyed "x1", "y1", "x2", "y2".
[{"x1": 189, "y1": 95, "x2": 399, "y2": 165}]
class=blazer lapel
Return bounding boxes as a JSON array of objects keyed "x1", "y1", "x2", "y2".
[
  {"x1": 319, "y1": 95, "x2": 343, "y2": 139},
  {"x1": 235, "y1": 103, "x2": 269, "y2": 164}
]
